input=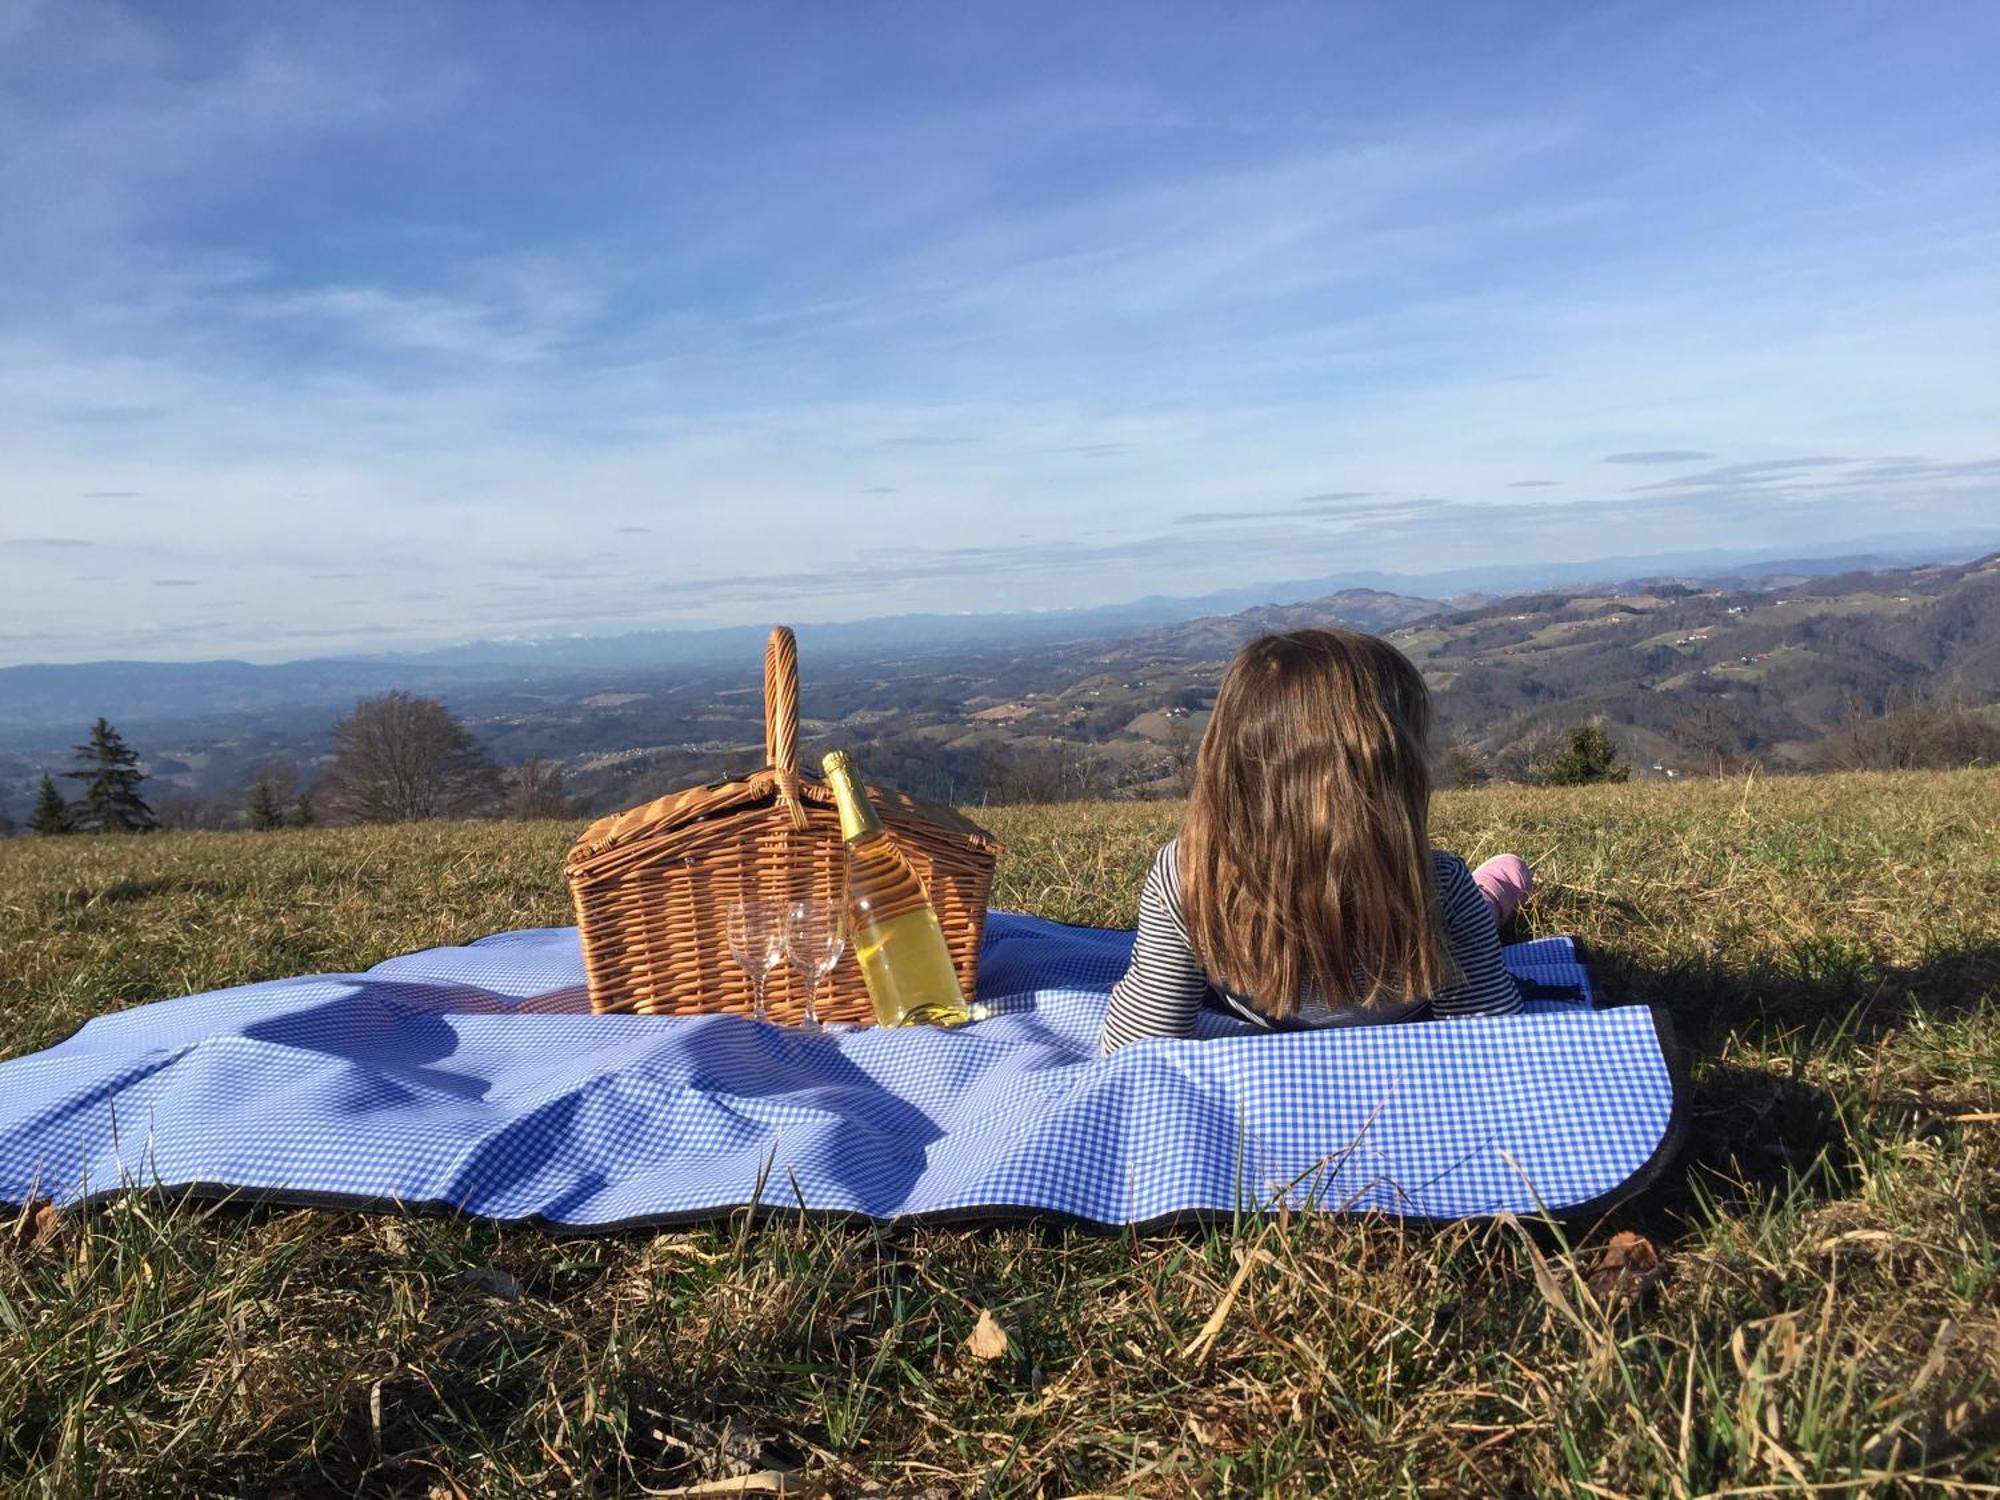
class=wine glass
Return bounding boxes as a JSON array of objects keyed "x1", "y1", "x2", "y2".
[
  {"x1": 782, "y1": 898, "x2": 846, "y2": 1030},
  {"x1": 725, "y1": 898, "x2": 785, "y2": 1023}
]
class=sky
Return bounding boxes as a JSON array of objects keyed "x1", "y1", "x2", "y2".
[{"x1": 1, "y1": 1, "x2": 1997, "y2": 666}]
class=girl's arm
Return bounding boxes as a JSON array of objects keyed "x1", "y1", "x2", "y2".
[
  {"x1": 1100, "y1": 844, "x2": 1213, "y2": 1053},
  {"x1": 1429, "y1": 853, "x2": 1525, "y2": 1018}
]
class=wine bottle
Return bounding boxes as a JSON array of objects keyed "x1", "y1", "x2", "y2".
[{"x1": 821, "y1": 751, "x2": 973, "y2": 1028}]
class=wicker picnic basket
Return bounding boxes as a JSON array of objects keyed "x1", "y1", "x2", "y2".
[{"x1": 564, "y1": 626, "x2": 1002, "y2": 1022}]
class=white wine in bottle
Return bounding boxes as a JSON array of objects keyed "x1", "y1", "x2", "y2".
[{"x1": 822, "y1": 751, "x2": 973, "y2": 1028}]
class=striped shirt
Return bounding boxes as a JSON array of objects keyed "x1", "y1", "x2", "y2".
[{"x1": 1099, "y1": 841, "x2": 1523, "y2": 1053}]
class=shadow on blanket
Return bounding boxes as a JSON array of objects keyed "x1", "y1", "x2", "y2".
[
  {"x1": 236, "y1": 984, "x2": 948, "y2": 1218},
  {"x1": 0, "y1": 916, "x2": 1685, "y2": 1232}
]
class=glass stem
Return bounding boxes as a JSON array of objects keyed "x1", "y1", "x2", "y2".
[
  {"x1": 804, "y1": 973, "x2": 821, "y2": 1029},
  {"x1": 750, "y1": 967, "x2": 766, "y2": 1024}
]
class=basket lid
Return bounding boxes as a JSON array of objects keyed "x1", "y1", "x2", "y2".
[{"x1": 567, "y1": 766, "x2": 998, "y2": 868}]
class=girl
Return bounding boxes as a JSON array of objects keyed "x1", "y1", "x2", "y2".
[{"x1": 1100, "y1": 628, "x2": 1534, "y2": 1053}]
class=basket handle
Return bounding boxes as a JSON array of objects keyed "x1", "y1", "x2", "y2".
[
  {"x1": 764, "y1": 626, "x2": 799, "y2": 771},
  {"x1": 763, "y1": 626, "x2": 810, "y2": 830}
]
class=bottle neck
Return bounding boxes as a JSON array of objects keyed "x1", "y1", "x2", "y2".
[{"x1": 822, "y1": 752, "x2": 884, "y2": 842}]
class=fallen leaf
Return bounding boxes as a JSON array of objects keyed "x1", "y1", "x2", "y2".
[
  {"x1": 1185, "y1": 1403, "x2": 1251, "y2": 1453},
  {"x1": 9, "y1": 1198, "x2": 61, "y2": 1258},
  {"x1": 1583, "y1": 1231, "x2": 1663, "y2": 1306},
  {"x1": 966, "y1": 1308, "x2": 1010, "y2": 1361}
]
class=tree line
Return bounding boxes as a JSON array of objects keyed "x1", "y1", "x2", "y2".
[
  {"x1": 20, "y1": 692, "x2": 583, "y2": 836},
  {"x1": 11, "y1": 683, "x2": 1991, "y2": 836}
]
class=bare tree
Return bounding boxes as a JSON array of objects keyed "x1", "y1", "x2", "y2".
[
  {"x1": 1490, "y1": 721, "x2": 1566, "y2": 784},
  {"x1": 1816, "y1": 694, "x2": 2000, "y2": 771},
  {"x1": 981, "y1": 738, "x2": 1111, "y2": 804},
  {"x1": 154, "y1": 792, "x2": 227, "y2": 831},
  {"x1": 320, "y1": 692, "x2": 502, "y2": 823},
  {"x1": 1670, "y1": 704, "x2": 1761, "y2": 776},
  {"x1": 504, "y1": 755, "x2": 581, "y2": 819},
  {"x1": 1433, "y1": 735, "x2": 1490, "y2": 789}
]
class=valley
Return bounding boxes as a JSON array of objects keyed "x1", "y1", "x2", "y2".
[{"x1": 3, "y1": 551, "x2": 1996, "y2": 826}]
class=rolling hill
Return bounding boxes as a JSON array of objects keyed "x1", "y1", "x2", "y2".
[{"x1": 2, "y1": 553, "x2": 1996, "y2": 826}]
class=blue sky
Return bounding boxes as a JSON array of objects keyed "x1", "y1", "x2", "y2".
[{"x1": 1, "y1": 1, "x2": 1997, "y2": 665}]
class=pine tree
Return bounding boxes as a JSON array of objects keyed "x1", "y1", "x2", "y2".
[
  {"x1": 31, "y1": 773, "x2": 74, "y2": 835},
  {"x1": 61, "y1": 718, "x2": 158, "y2": 832},
  {"x1": 1538, "y1": 722, "x2": 1631, "y2": 786},
  {"x1": 293, "y1": 792, "x2": 316, "y2": 827},
  {"x1": 503, "y1": 755, "x2": 578, "y2": 819},
  {"x1": 248, "y1": 779, "x2": 285, "y2": 831}
]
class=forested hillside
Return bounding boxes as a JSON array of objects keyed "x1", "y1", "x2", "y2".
[{"x1": 2, "y1": 554, "x2": 1995, "y2": 826}]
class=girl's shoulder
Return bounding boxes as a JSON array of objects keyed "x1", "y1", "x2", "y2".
[
  {"x1": 1428, "y1": 847, "x2": 1482, "y2": 902},
  {"x1": 1145, "y1": 838, "x2": 1186, "y2": 917},
  {"x1": 1428, "y1": 847, "x2": 1472, "y2": 882}
]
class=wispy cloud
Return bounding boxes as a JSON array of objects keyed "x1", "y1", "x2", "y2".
[
  {"x1": 3, "y1": 536, "x2": 93, "y2": 548},
  {"x1": 1177, "y1": 496, "x2": 1426, "y2": 526},
  {"x1": 2, "y1": 4, "x2": 1998, "y2": 662},
  {"x1": 1629, "y1": 456, "x2": 1850, "y2": 491}
]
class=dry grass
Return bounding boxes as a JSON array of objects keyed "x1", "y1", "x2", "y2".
[{"x1": 2, "y1": 770, "x2": 1998, "y2": 1496}]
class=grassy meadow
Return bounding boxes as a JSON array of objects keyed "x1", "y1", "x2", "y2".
[{"x1": 2, "y1": 770, "x2": 1998, "y2": 1496}]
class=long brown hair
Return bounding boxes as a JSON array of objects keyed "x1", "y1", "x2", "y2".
[{"x1": 1178, "y1": 628, "x2": 1448, "y2": 1016}]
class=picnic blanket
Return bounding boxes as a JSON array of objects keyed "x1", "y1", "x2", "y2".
[{"x1": 0, "y1": 915, "x2": 1685, "y2": 1230}]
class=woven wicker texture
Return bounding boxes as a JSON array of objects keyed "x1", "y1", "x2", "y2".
[{"x1": 565, "y1": 627, "x2": 1002, "y2": 1022}]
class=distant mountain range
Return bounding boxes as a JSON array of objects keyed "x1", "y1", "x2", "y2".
[
  {"x1": 898, "y1": 549, "x2": 2000, "y2": 791},
  {"x1": 1108, "y1": 589, "x2": 1449, "y2": 661},
  {"x1": 5, "y1": 536, "x2": 1992, "y2": 747},
  {"x1": 3, "y1": 539, "x2": 1996, "y2": 825}
]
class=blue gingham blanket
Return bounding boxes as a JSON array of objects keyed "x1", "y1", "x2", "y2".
[{"x1": 0, "y1": 915, "x2": 1683, "y2": 1229}]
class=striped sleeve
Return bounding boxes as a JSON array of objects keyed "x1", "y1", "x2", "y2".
[
  {"x1": 1428, "y1": 851, "x2": 1524, "y2": 1019},
  {"x1": 1099, "y1": 843, "x2": 1211, "y2": 1053}
]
